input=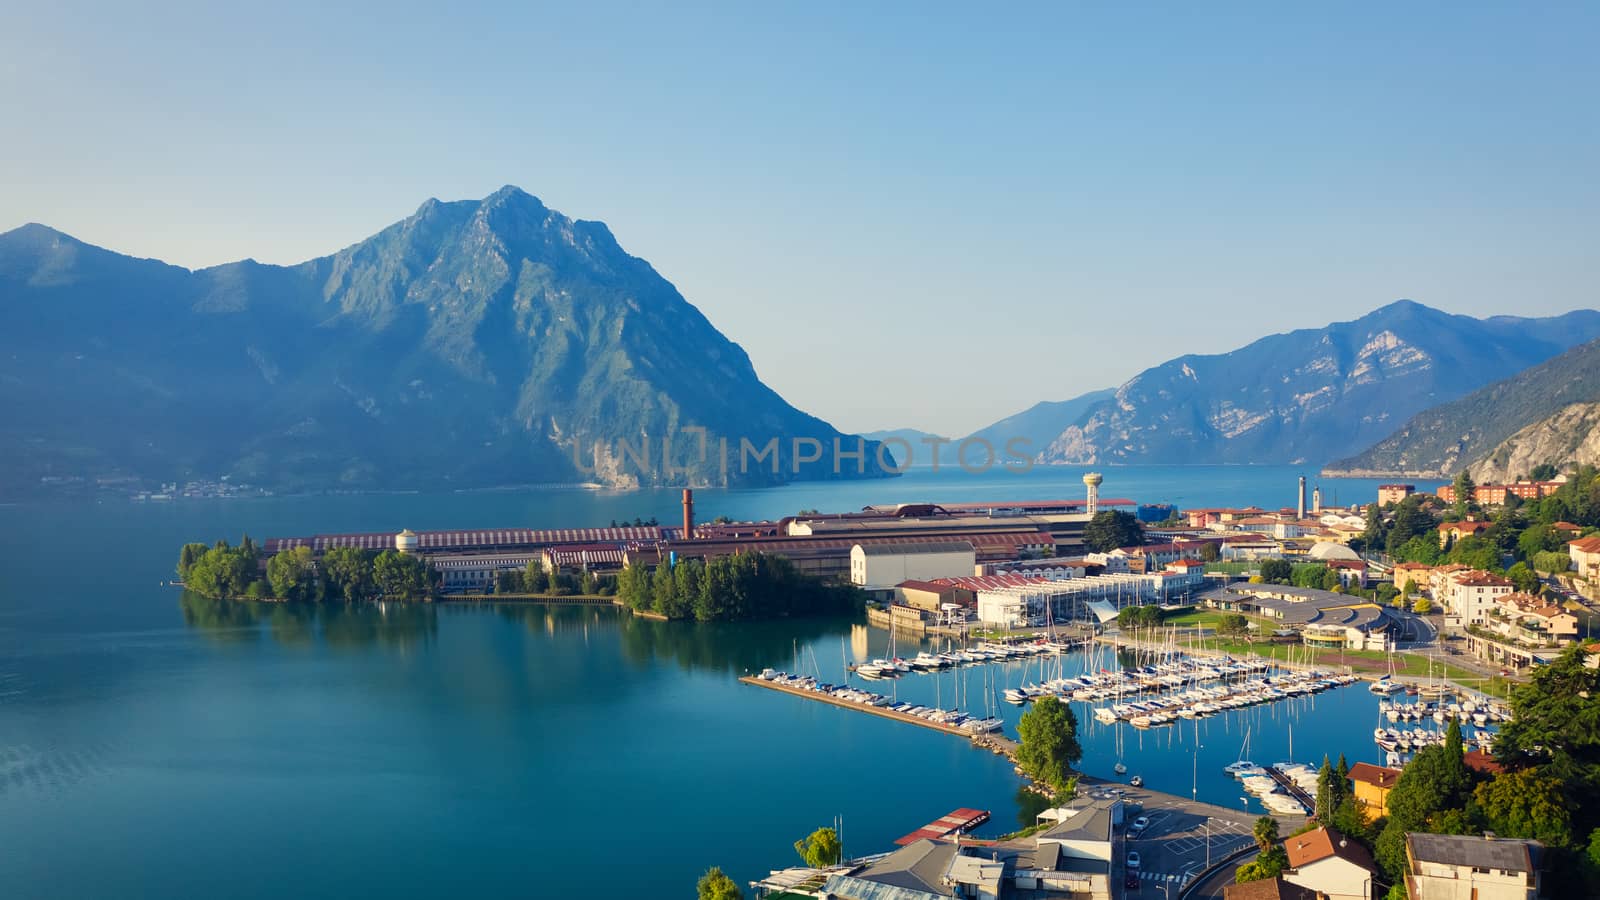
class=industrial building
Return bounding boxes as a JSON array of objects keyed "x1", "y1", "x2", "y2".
[{"x1": 849, "y1": 541, "x2": 977, "y2": 590}]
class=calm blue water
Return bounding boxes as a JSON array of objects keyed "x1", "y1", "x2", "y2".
[{"x1": 0, "y1": 466, "x2": 1409, "y2": 897}]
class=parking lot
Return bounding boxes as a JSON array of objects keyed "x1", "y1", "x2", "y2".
[{"x1": 1081, "y1": 778, "x2": 1305, "y2": 895}]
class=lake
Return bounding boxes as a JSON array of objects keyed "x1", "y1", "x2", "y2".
[{"x1": 0, "y1": 465, "x2": 1410, "y2": 897}]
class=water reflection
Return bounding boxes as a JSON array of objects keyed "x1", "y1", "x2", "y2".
[
  {"x1": 178, "y1": 592, "x2": 438, "y2": 651},
  {"x1": 615, "y1": 611, "x2": 855, "y2": 676}
]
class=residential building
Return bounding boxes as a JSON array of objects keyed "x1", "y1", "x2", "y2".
[
  {"x1": 1437, "y1": 520, "x2": 1494, "y2": 548},
  {"x1": 850, "y1": 541, "x2": 977, "y2": 589},
  {"x1": 1433, "y1": 569, "x2": 1514, "y2": 627},
  {"x1": 1404, "y1": 833, "x2": 1542, "y2": 899},
  {"x1": 1570, "y1": 535, "x2": 1600, "y2": 580},
  {"x1": 1392, "y1": 562, "x2": 1433, "y2": 595},
  {"x1": 1493, "y1": 593, "x2": 1579, "y2": 646},
  {"x1": 1437, "y1": 482, "x2": 1562, "y2": 505},
  {"x1": 1378, "y1": 484, "x2": 1415, "y2": 506},
  {"x1": 1347, "y1": 763, "x2": 1402, "y2": 821},
  {"x1": 1283, "y1": 826, "x2": 1380, "y2": 900}
]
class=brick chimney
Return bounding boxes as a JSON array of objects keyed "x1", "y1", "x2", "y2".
[{"x1": 682, "y1": 489, "x2": 694, "y2": 540}]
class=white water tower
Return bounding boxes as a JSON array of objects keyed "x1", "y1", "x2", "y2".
[{"x1": 1082, "y1": 472, "x2": 1103, "y2": 517}]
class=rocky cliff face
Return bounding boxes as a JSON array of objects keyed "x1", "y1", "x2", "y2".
[
  {"x1": 1039, "y1": 301, "x2": 1600, "y2": 467},
  {"x1": 1328, "y1": 336, "x2": 1600, "y2": 478},
  {"x1": 0, "y1": 187, "x2": 891, "y2": 496},
  {"x1": 1468, "y1": 403, "x2": 1600, "y2": 483}
]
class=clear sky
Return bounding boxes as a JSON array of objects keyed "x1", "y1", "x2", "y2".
[{"x1": 3, "y1": 2, "x2": 1596, "y2": 436}]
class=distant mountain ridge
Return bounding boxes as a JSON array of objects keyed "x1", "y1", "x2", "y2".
[
  {"x1": 861, "y1": 388, "x2": 1115, "y2": 468},
  {"x1": 1037, "y1": 300, "x2": 1600, "y2": 467},
  {"x1": 0, "y1": 187, "x2": 892, "y2": 496},
  {"x1": 1328, "y1": 337, "x2": 1600, "y2": 478}
]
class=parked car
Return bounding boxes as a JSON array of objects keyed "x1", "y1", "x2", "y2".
[
  {"x1": 1130, "y1": 815, "x2": 1150, "y2": 835},
  {"x1": 1125, "y1": 872, "x2": 1141, "y2": 890},
  {"x1": 1127, "y1": 851, "x2": 1141, "y2": 869}
]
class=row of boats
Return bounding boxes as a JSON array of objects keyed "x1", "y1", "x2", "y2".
[
  {"x1": 1374, "y1": 726, "x2": 1497, "y2": 754},
  {"x1": 853, "y1": 640, "x2": 1083, "y2": 679},
  {"x1": 1088, "y1": 672, "x2": 1361, "y2": 726},
  {"x1": 1223, "y1": 761, "x2": 1314, "y2": 816},
  {"x1": 754, "y1": 669, "x2": 1006, "y2": 734},
  {"x1": 1378, "y1": 699, "x2": 1510, "y2": 727},
  {"x1": 1002, "y1": 655, "x2": 1279, "y2": 705}
]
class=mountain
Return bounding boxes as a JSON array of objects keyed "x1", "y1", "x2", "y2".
[
  {"x1": 861, "y1": 389, "x2": 1115, "y2": 468},
  {"x1": 963, "y1": 389, "x2": 1116, "y2": 463},
  {"x1": 1467, "y1": 403, "x2": 1600, "y2": 483},
  {"x1": 0, "y1": 187, "x2": 892, "y2": 496},
  {"x1": 858, "y1": 428, "x2": 946, "y2": 468},
  {"x1": 1037, "y1": 300, "x2": 1600, "y2": 467},
  {"x1": 1327, "y1": 337, "x2": 1600, "y2": 478}
]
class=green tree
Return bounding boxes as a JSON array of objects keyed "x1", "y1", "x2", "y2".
[
  {"x1": 1083, "y1": 510, "x2": 1144, "y2": 553},
  {"x1": 1253, "y1": 815, "x2": 1280, "y2": 854},
  {"x1": 1387, "y1": 497, "x2": 1436, "y2": 556},
  {"x1": 372, "y1": 550, "x2": 431, "y2": 600},
  {"x1": 266, "y1": 546, "x2": 320, "y2": 602},
  {"x1": 697, "y1": 866, "x2": 743, "y2": 900},
  {"x1": 1235, "y1": 846, "x2": 1287, "y2": 883},
  {"x1": 176, "y1": 542, "x2": 210, "y2": 580},
  {"x1": 1199, "y1": 542, "x2": 1221, "y2": 563},
  {"x1": 1507, "y1": 562, "x2": 1540, "y2": 595},
  {"x1": 184, "y1": 542, "x2": 259, "y2": 599},
  {"x1": 1016, "y1": 696, "x2": 1083, "y2": 793},
  {"x1": 1532, "y1": 463, "x2": 1560, "y2": 482},
  {"x1": 523, "y1": 561, "x2": 548, "y2": 594},
  {"x1": 322, "y1": 547, "x2": 375, "y2": 601},
  {"x1": 1496, "y1": 642, "x2": 1600, "y2": 830},
  {"x1": 1473, "y1": 769, "x2": 1573, "y2": 848},
  {"x1": 1216, "y1": 613, "x2": 1250, "y2": 637},
  {"x1": 1533, "y1": 551, "x2": 1573, "y2": 575},
  {"x1": 1259, "y1": 558, "x2": 1293, "y2": 584},
  {"x1": 1453, "y1": 471, "x2": 1477, "y2": 518},
  {"x1": 1412, "y1": 597, "x2": 1432, "y2": 614},
  {"x1": 794, "y1": 826, "x2": 842, "y2": 868}
]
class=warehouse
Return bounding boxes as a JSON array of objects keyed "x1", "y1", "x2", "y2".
[{"x1": 850, "y1": 541, "x2": 977, "y2": 589}]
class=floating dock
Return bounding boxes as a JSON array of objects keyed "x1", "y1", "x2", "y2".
[
  {"x1": 738, "y1": 676, "x2": 975, "y2": 738},
  {"x1": 894, "y1": 808, "x2": 992, "y2": 845}
]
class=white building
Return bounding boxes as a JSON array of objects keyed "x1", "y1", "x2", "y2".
[
  {"x1": 1571, "y1": 536, "x2": 1600, "y2": 580},
  {"x1": 1283, "y1": 826, "x2": 1380, "y2": 900},
  {"x1": 849, "y1": 541, "x2": 976, "y2": 589},
  {"x1": 1404, "y1": 833, "x2": 1542, "y2": 900},
  {"x1": 1434, "y1": 569, "x2": 1514, "y2": 627}
]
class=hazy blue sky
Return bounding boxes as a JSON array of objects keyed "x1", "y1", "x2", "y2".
[{"x1": 3, "y1": 2, "x2": 1596, "y2": 436}]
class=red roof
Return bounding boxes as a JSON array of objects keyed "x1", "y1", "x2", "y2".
[
  {"x1": 894, "y1": 808, "x2": 990, "y2": 845},
  {"x1": 934, "y1": 574, "x2": 1053, "y2": 591},
  {"x1": 1571, "y1": 536, "x2": 1600, "y2": 554},
  {"x1": 897, "y1": 579, "x2": 959, "y2": 594},
  {"x1": 1463, "y1": 750, "x2": 1504, "y2": 775},
  {"x1": 1348, "y1": 762, "x2": 1401, "y2": 789}
]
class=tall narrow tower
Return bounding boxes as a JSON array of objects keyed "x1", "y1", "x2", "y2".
[
  {"x1": 1083, "y1": 472, "x2": 1103, "y2": 517},
  {"x1": 682, "y1": 488, "x2": 695, "y2": 540},
  {"x1": 1312, "y1": 485, "x2": 1323, "y2": 514},
  {"x1": 1297, "y1": 476, "x2": 1308, "y2": 520}
]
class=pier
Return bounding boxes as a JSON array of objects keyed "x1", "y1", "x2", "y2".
[
  {"x1": 1264, "y1": 765, "x2": 1316, "y2": 810},
  {"x1": 738, "y1": 675, "x2": 1021, "y2": 764}
]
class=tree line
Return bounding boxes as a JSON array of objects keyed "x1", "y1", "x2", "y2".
[
  {"x1": 615, "y1": 552, "x2": 863, "y2": 622},
  {"x1": 177, "y1": 539, "x2": 435, "y2": 602}
]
